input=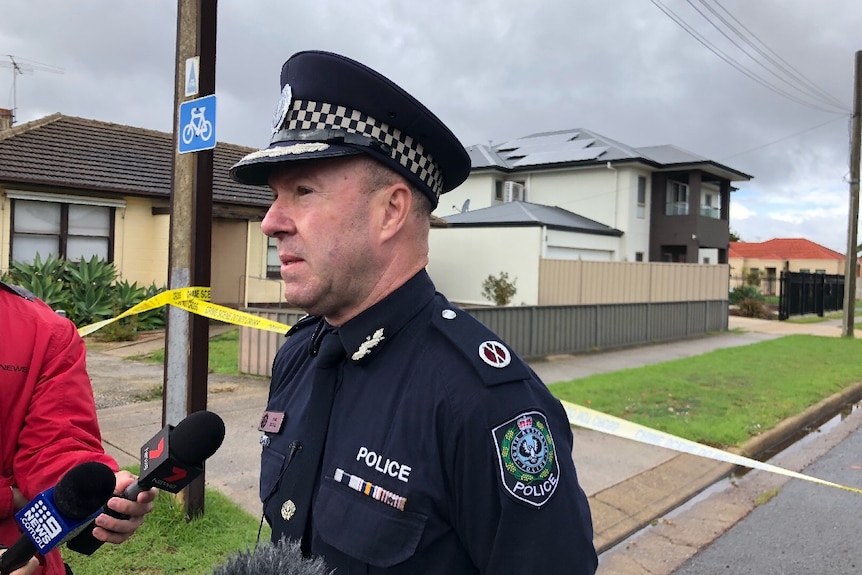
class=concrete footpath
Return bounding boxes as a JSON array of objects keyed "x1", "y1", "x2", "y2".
[{"x1": 89, "y1": 315, "x2": 845, "y2": 557}]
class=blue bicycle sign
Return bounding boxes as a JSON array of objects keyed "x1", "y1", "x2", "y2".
[{"x1": 178, "y1": 94, "x2": 216, "y2": 153}]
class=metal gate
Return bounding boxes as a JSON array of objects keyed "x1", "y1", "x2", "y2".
[{"x1": 778, "y1": 271, "x2": 844, "y2": 320}]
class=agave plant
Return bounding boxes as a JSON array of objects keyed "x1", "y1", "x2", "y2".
[
  {"x1": 4, "y1": 253, "x2": 71, "y2": 312},
  {"x1": 4, "y1": 254, "x2": 167, "y2": 334},
  {"x1": 136, "y1": 282, "x2": 167, "y2": 330},
  {"x1": 65, "y1": 256, "x2": 118, "y2": 326}
]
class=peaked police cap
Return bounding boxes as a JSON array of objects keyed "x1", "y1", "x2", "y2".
[{"x1": 229, "y1": 50, "x2": 471, "y2": 208}]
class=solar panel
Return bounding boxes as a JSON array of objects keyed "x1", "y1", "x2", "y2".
[{"x1": 513, "y1": 146, "x2": 608, "y2": 167}]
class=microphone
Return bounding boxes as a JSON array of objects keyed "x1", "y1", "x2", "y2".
[
  {"x1": 65, "y1": 410, "x2": 226, "y2": 556},
  {"x1": 121, "y1": 409, "x2": 227, "y2": 500},
  {"x1": 0, "y1": 462, "x2": 115, "y2": 575},
  {"x1": 210, "y1": 538, "x2": 330, "y2": 575}
]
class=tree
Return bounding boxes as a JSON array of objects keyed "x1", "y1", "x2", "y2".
[
  {"x1": 729, "y1": 228, "x2": 741, "y2": 242},
  {"x1": 481, "y1": 271, "x2": 517, "y2": 306}
]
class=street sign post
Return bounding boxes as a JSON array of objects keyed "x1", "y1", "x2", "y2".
[{"x1": 178, "y1": 94, "x2": 216, "y2": 154}]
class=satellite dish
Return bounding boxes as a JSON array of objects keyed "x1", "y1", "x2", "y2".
[{"x1": 460, "y1": 199, "x2": 470, "y2": 213}]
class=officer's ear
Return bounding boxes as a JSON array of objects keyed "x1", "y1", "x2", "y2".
[{"x1": 376, "y1": 181, "x2": 413, "y2": 241}]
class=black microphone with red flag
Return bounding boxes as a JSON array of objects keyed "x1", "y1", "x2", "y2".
[
  {"x1": 125, "y1": 409, "x2": 226, "y2": 498},
  {"x1": 65, "y1": 409, "x2": 226, "y2": 556}
]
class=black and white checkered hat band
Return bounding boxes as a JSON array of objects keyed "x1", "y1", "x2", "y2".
[{"x1": 274, "y1": 100, "x2": 444, "y2": 198}]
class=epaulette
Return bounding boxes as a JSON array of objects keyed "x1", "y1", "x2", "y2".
[
  {"x1": 285, "y1": 314, "x2": 320, "y2": 338},
  {"x1": 430, "y1": 302, "x2": 531, "y2": 387},
  {"x1": 0, "y1": 281, "x2": 36, "y2": 301}
]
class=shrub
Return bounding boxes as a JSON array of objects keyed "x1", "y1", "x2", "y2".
[
  {"x1": 744, "y1": 268, "x2": 762, "y2": 288},
  {"x1": 2, "y1": 253, "x2": 72, "y2": 312},
  {"x1": 730, "y1": 284, "x2": 763, "y2": 305},
  {"x1": 135, "y1": 282, "x2": 168, "y2": 331},
  {"x1": 737, "y1": 297, "x2": 772, "y2": 319},
  {"x1": 2, "y1": 255, "x2": 166, "y2": 337},
  {"x1": 66, "y1": 256, "x2": 117, "y2": 326},
  {"x1": 482, "y1": 271, "x2": 518, "y2": 306}
]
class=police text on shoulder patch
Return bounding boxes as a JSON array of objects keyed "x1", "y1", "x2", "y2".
[{"x1": 492, "y1": 411, "x2": 559, "y2": 507}]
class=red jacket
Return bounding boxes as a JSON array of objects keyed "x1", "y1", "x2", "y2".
[{"x1": 0, "y1": 283, "x2": 117, "y2": 575}]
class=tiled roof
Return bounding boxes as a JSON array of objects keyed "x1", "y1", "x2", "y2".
[
  {"x1": 440, "y1": 201, "x2": 622, "y2": 236},
  {"x1": 729, "y1": 238, "x2": 844, "y2": 260},
  {"x1": 0, "y1": 114, "x2": 271, "y2": 207}
]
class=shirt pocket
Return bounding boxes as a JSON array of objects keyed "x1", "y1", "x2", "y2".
[{"x1": 315, "y1": 476, "x2": 427, "y2": 568}]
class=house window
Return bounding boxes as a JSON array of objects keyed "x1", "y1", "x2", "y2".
[
  {"x1": 665, "y1": 181, "x2": 689, "y2": 216},
  {"x1": 494, "y1": 180, "x2": 503, "y2": 201},
  {"x1": 700, "y1": 192, "x2": 720, "y2": 219},
  {"x1": 266, "y1": 236, "x2": 281, "y2": 279},
  {"x1": 10, "y1": 199, "x2": 114, "y2": 264},
  {"x1": 635, "y1": 252, "x2": 644, "y2": 262},
  {"x1": 636, "y1": 176, "x2": 646, "y2": 219}
]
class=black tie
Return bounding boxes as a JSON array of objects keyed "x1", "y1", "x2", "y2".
[{"x1": 278, "y1": 325, "x2": 345, "y2": 553}]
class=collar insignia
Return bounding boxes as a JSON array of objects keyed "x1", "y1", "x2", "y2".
[{"x1": 352, "y1": 328, "x2": 385, "y2": 361}]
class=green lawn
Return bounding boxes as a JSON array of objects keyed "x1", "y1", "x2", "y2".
[
  {"x1": 551, "y1": 334, "x2": 862, "y2": 448},
  {"x1": 61, "y1": 467, "x2": 270, "y2": 575},
  {"x1": 143, "y1": 328, "x2": 240, "y2": 375}
]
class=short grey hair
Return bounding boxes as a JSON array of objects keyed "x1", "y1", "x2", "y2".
[{"x1": 359, "y1": 157, "x2": 432, "y2": 217}]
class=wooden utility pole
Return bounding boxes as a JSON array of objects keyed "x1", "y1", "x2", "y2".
[
  {"x1": 843, "y1": 50, "x2": 861, "y2": 338},
  {"x1": 164, "y1": 0, "x2": 217, "y2": 516}
]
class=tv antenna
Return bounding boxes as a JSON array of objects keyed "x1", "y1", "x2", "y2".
[
  {"x1": 452, "y1": 198, "x2": 471, "y2": 213},
  {"x1": 0, "y1": 55, "x2": 64, "y2": 125}
]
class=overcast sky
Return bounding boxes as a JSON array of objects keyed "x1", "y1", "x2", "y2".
[{"x1": 1, "y1": 0, "x2": 858, "y2": 252}]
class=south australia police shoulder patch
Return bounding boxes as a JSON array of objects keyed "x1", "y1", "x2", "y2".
[{"x1": 492, "y1": 410, "x2": 559, "y2": 507}]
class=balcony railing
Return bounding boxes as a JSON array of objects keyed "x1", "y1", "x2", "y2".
[
  {"x1": 665, "y1": 202, "x2": 688, "y2": 216},
  {"x1": 700, "y1": 205, "x2": 721, "y2": 219}
]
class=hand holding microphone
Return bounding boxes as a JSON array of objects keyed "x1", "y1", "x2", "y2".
[
  {"x1": 0, "y1": 462, "x2": 116, "y2": 574},
  {"x1": 0, "y1": 552, "x2": 36, "y2": 575},
  {"x1": 66, "y1": 410, "x2": 226, "y2": 555}
]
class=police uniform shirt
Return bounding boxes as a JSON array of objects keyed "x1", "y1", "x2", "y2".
[{"x1": 260, "y1": 270, "x2": 598, "y2": 574}]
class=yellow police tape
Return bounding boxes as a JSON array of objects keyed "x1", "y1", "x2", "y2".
[
  {"x1": 76, "y1": 286, "x2": 292, "y2": 338},
  {"x1": 560, "y1": 400, "x2": 862, "y2": 495},
  {"x1": 79, "y1": 287, "x2": 862, "y2": 495}
]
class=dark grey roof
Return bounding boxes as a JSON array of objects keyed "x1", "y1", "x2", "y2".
[
  {"x1": 634, "y1": 144, "x2": 708, "y2": 164},
  {"x1": 440, "y1": 201, "x2": 622, "y2": 237},
  {"x1": 468, "y1": 128, "x2": 751, "y2": 182},
  {"x1": 0, "y1": 114, "x2": 270, "y2": 207}
]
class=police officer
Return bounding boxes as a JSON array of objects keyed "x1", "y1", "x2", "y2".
[{"x1": 230, "y1": 50, "x2": 597, "y2": 574}]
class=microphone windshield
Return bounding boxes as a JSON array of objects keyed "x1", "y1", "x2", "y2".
[
  {"x1": 52, "y1": 462, "x2": 116, "y2": 519},
  {"x1": 210, "y1": 539, "x2": 330, "y2": 575},
  {"x1": 170, "y1": 410, "x2": 226, "y2": 465}
]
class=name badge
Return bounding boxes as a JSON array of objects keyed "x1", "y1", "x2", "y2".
[{"x1": 258, "y1": 411, "x2": 285, "y2": 433}]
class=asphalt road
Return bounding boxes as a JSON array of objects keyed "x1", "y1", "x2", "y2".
[
  {"x1": 672, "y1": 407, "x2": 862, "y2": 575},
  {"x1": 597, "y1": 404, "x2": 862, "y2": 574}
]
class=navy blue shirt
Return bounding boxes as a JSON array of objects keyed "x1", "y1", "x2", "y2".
[{"x1": 260, "y1": 270, "x2": 597, "y2": 574}]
